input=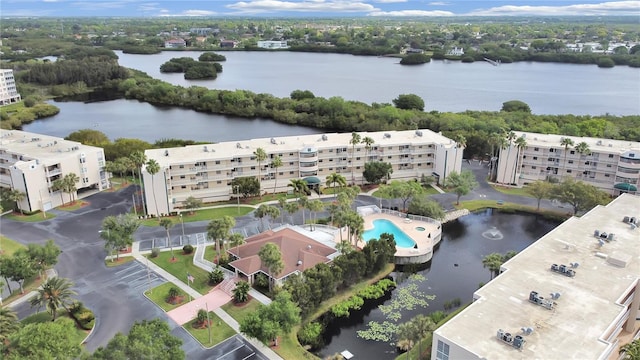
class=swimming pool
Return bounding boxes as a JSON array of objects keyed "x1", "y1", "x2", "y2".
[{"x1": 363, "y1": 219, "x2": 416, "y2": 248}]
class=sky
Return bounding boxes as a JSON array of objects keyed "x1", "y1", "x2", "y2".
[{"x1": 1, "y1": 0, "x2": 639, "y2": 18}]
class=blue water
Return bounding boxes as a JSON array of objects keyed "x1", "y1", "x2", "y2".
[{"x1": 363, "y1": 219, "x2": 416, "y2": 248}]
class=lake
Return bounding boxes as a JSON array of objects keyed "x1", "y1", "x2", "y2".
[{"x1": 317, "y1": 209, "x2": 560, "y2": 359}]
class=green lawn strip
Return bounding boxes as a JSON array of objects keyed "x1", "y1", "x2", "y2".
[
  {"x1": 57, "y1": 200, "x2": 89, "y2": 212},
  {"x1": 1, "y1": 236, "x2": 26, "y2": 256},
  {"x1": 276, "y1": 263, "x2": 396, "y2": 360},
  {"x1": 5, "y1": 211, "x2": 55, "y2": 222},
  {"x1": 20, "y1": 310, "x2": 88, "y2": 344},
  {"x1": 3, "y1": 275, "x2": 43, "y2": 305},
  {"x1": 490, "y1": 184, "x2": 532, "y2": 197},
  {"x1": 184, "y1": 311, "x2": 236, "y2": 348},
  {"x1": 140, "y1": 206, "x2": 253, "y2": 227},
  {"x1": 144, "y1": 282, "x2": 191, "y2": 311},
  {"x1": 456, "y1": 200, "x2": 570, "y2": 220},
  {"x1": 104, "y1": 256, "x2": 136, "y2": 267},
  {"x1": 221, "y1": 299, "x2": 261, "y2": 324},
  {"x1": 147, "y1": 252, "x2": 214, "y2": 295},
  {"x1": 203, "y1": 245, "x2": 221, "y2": 264}
]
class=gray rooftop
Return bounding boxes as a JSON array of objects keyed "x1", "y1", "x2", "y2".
[{"x1": 0, "y1": 129, "x2": 100, "y2": 165}]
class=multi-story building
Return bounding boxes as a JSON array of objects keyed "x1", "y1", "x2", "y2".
[
  {"x1": 0, "y1": 130, "x2": 109, "y2": 212},
  {"x1": 432, "y1": 193, "x2": 640, "y2": 360},
  {"x1": 496, "y1": 131, "x2": 640, "y2": 195},
  {"x1": 0, "y1": 69, "x2": 21, "y2": 106},
  {"x1": 142, "y1": 129, "x2": 462, "y2": 216},
  {"x1": 257, "y1": 40, "x2": 289, "y2": 49}
]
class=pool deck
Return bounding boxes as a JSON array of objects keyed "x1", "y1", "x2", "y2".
[{"x1": 335, "y1": 212, "x2": 442, "y2": 264}]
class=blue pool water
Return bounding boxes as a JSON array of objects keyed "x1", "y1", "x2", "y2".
[{"x1": 363, "y1": 219, "x2": 416, "y2": 248}]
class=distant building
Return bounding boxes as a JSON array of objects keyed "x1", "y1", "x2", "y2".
[
  {"x1": 0, "y1": 69, "x2": 21, "y2": 106},
  {"x1": 164, "y1": 38, "x2": 186, "y2": 48},
  {"x1": 189, "y1": 27, "x2": 213, "y2": 36},
  {"x1": 257, "y1": 40, "x2": 289, "y2": 49},
  {"x1": 219, "y1": 40, "x2": 238, "y2": 48},
  {"x1": 194, "y1": 36, "x2": 207, "y2": 45},
  {"x1": 0, "y1": 129, "x2": 109, "y2": 213},
  {"x1": 447, "y1": 47, "x2": 464, "y2": 56}
]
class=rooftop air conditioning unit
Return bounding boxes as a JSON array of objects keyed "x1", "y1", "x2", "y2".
[{"x1": 415, "y1": 130, "x2": 423, "y2": 137}]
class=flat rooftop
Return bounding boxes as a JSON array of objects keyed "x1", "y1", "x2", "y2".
[
  {"x1": 512, "y1": 131, "x2": 640, "y2": 154},
  {"x1": 435, "y1": 193, "x2": 640, "y2": 360},
  {"x1": 0, "y1": 129, "x2": 98, "y2": 165},
  {"x1": 145, "y1": 129, "x2": 454, "y2": 167}
]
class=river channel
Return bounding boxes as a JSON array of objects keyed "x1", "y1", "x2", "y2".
[{"x1": 317, "y1": 209, "x2": 560, "y2": 359}]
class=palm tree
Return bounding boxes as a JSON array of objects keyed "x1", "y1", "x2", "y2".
[
  {"x1": 482, "y1": 253, "x2": 505, "y2": 279},
  {"x1": 362, "y1": 136, "x2": 375, "y2": 162},
  {"x1": 560, "y1": 137, "x2": 575, "y2": 178},
  {"x1": 335, "y1": 240, "x2": 353, "y2": 254},
  {"x1": 254, "y1": 147, "x2": 267, "y2": 198},
  {"x1": 453, "y1": 134, "x2": 466, "y2": 172},
  {"x1": 412, "y1": 315, "x2": 436, "y2": 359},
  {"x1": 51, "y1": 178, "x2": 66, "y2": 205},
  {"x1": 349, "y1": 132, "x2": 361, "y2": 185},
  {"x1": 574, "y1": 141, "x2": 591, "y2": 180},
  {"x1": 501, "y1": 131, "x2": 517, "y2": 184},
  {"x1": 307, "y1": 199, "x2": 325, "y2": 231},
  {"x1": 258, "y1": 243, "x2": 284, "y2": 292},
  {"x1": 277, "y1": 196, "x2": 288, "y2": 223},
  {"x1": 7, "y1": 189, "x2": 26, "y2": 215},
  {"x1": 129, "y1": 151, "x2": 148, "y2": 215},
  {"x1": 270, "y1": 155, "x2": 283, "y2": 194},
  {"x1": 63, "y1": 172, "x2": 80, "y2": 204},
  {"x1": 145, "y1": 159, "x2": 161, "y2": 218},
  {"x1": 513, "y1": 135, "x2": 527, "y2": 184},
  {"x1": 325, "y1": 172, "x2": 347, "y2": 198},
  {"x1": 232, "y1": 280, "x2": 251, "y2": 303},
  {"x1": 0, "y1": 307, "x2": 19, "y2": 343},
  {"x1": 288, "y1": 178, "x2": 309, "y2": 199},
  {"x1": 30, "y1": 277, "x2": 77, "y2": 321},
  {"x1": 207, "y1": 216, "x2": 235, "y2": 264},
  {"x1": 490, "y1": 133, "x2": 508, "y2": 182},
  {"x1": 228, "y1": 233, "x2": 245, "y2": 258},
  {"x1": 159, "y1": 218, "x2": 174, "y2": 260}
]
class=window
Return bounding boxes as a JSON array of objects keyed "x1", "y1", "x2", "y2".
[
  {"x1": 568, "y1": 160, "x2": 574, "y2": 164},
  {"x1": 607, "y1": 164, "x2": 612, "y2": 168},
  {"x1": 215, "y1": 161, "x2": 220, "y2": 164},
  {"x1": 180, "y1": 175, "x2": 185, "y2": 179},
  {"x1": 605, "y1": 174, "x2": 610, "y2": 177},
  {"x1": 179, "y1": 165, "x2": 184, "y2": 169},
  {"x1": 533, "y1": 147, "x2": 539, "y2": 151},
  {"x1": 567, "y1": 170, "x2": 572, "y2": 173},
  {"x1": 533, "y1": 157, "x2": 538, "y2": 160},
  {"x1": 549, "y1": 148, "x2": 555, "y2": 153},
  {"x1": 436, "y1": 340, "x2": 450, "y2": 360},
  {"x1": 532, "y1": 166, "x2": 537, "y2": 169},
  {"x1": 609, "y1": 154, "x2": 614, "y2": 158},
  {"x1": 570, "y1": 150, "x2": 575, "y2": 154},
  {"x1": 289, "y1": 171, "x2": 294, "y2": 175}
]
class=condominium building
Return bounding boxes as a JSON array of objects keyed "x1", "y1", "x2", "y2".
[
  {"x1": 495, "y1": 131, "x2": 640, "y2": 195},
  {"x1": 142, "y1": 129, "x2": 462, "y2": 216},
  {"x1": 432, "y1": 193, "x2": 640, "y2": 360},
  {"x1": 0, "y1": 130, "x2": 109, "y2": 212},
  {"x1": 257, "y1": 40, "x2": 289, "y2": 49},
  {"x1": 0, "y1": 69, "x2": 21, "y2": 106}
]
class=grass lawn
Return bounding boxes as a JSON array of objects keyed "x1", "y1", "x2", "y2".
[
  {"x1": 147, "y1": 252, "x2": 213, "y2": 295},
  {"x1": 5, "y1": 211, "x2": 55, "y2": 222},
  {"x1": 145, "y1": 282, "x2": 190, "y2": 311},
  {"x1": 490, "y1": 184, "x2": 532, "y2": 197},
  {"x1": 221, "y1": 299, "x2": 262, "y2": 324},
  {"x1": 104, "y1": 256, "x2": 136, "y2": 267},
  {"x1": 1, "y1": 236, "x2": 26, "y2": 256},
  {"x1": 203, "y1": 245, "x2": 223, "y2": 264},
  {"x1": 456, "y1": 200, "x2": 570, "y2": 221},
  {"x1": 3, "y1": 275, "x2": 44, "y2": 305},
  {"x1": 20, "y1": 311, "x2": 88, "y2": 345},
  {"x1": 184, "y1": 311, "x2": 236, "y2": 348},
  {"x1": 57, "y1": 200, "x2": 89, "y2": 212},
  {"x1": 140, "y1": 206, "x2": 254, "y2": 227}
]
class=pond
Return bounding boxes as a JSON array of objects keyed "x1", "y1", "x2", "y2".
[{"x1": 316, "y1": 209, "x2": 561, "y2": 359}]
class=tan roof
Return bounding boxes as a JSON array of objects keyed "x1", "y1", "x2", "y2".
[{"x1": 228, "y1": 227, "x2": 336, "y2": 279}]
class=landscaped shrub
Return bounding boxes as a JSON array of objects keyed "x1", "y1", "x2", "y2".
[
  {"x1": 331, "y1": 295, "x2": 364, "y2": 317},
  {"x1": 68, "y1": 302, "x2": 95, "y2": 330},
  {"x1": 183, "y1": 244, "x2": 194, "y2": 254},
  {"x1": 208, "y1": 267, "x2": 224, "y2": 285},
  {"x1": 254, "y1": 273, "x2": 269, "y2": 289},
  {"x1": 298, "y1": 322, "x2": 324, "y2": 349},
  {"x1": 151, "y1": 247, "x2": 160, "y2": 258}
]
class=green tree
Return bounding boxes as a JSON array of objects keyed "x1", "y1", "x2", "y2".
[
  {"x1": 575, "y1": 141, "x2": 591, "y2": 177},
  {"x1": 513, "y1": 135, "x2": 528, "y2": 184},
  {"x1": 29, "y1": 276, "x2": 77, "y2": 321},
  {"x1": 231, "y1": 176, "x2": 260, "y2": 198},
  {"x1": 0, "y1": 307, "x2": 19, "y2": 344},
  {"x1": 6, "y1": 189, "x2": 26, "y2": 215},
  {"x1": 258, "y1": 243, "x2": 284, "y2": 292},
  {"x1": 145, "y1": 159, "x2": 161, "y2": 217},
  {"x1": 253, "y1": 147, "x2": 268, "y2": 198},
  {"x1": 408, "y1": 195, "x2": 445, "y2": 220},
  {"x1": 392, "y1": 94, "x2": 425, "y2": 111},
  {"x1": 482, "y1": 251, "x2": 516, "y2": 279},
  {"x1": 100, "y1": 214, "x2": 141, "y2": 261},
  {"x1": 325, "y1": 172, "x2": 347, "y2": 198},
  {"x1": 270, "y1": 155, "x2": 283, "y2": 194},
  {"x1": 551, "y1": 178, "x2": 609, "y2": 215},
  {"x1": 306, "y1": 199, "x2": 324, "y2": 231},
  {"x1": 501, "y1": 100, "x2": 531, "y2": 113},
  {"x1": 7, "y1": 317, "x2": 81, "y2": 360},
  {"x1": 560, "y1": 137, "x2": 575, "y2": 178},
  {"x1": 232, "y1": 280, "x2": 251, "y2": 303},
  {"x1": 90, "y1": 319, "x2": 184, "y2": 360},
  {"x1": 453, "y1": 134, "x2": 466, "y2": 172},
  {"x1": 159, "y1": 218, "x2": 175, "y2": 260},
  {"x1": 362, "y1": 136, "x2": 375, "y2": 164},
  {"x1": 446, "y1": 170, "x2": 478, "y2": 205},
  {"x1": 363, "y1": 161, "x2": 393, "y2": 184},
  {"x1": 526, "y1": 180, "x2": 553, "y2": 211},
  {"x1": 129, "y1": 150, "x2": 148, "y2": 214},
  {"x1": 349, "y1": 132, "x2": 361, "y2": 184},
  {"x1": 183, "y1": 196, "x2": 202, "y2": 214},
  {"x1": 239, "y1": 291, "x2": 300, "y2": 346},
  {"x1": 620, "y1": 339, "x2": 640, "y2": 360},
  {"x1": 290, "y1": 89, "x2": 315, "y2": 100},
  {"x1": 104, "y1": 159, "x2": 127, "y2": 184},
  {"x1": 26, "y1": 239, "x2": 61, "y2": 277},
  {"x1": 254, "y1": 204, "x2": 279, "y2": 231},
  {"x1": 228, "y1": 232, "x2": 245, "y2": 257},
  {"x1": 378, "y1": 180, "x2": 423, "y2": 211},
  {"x1": 3, "y1": 251, "x2": 35, "y2": 294},
  {"x1": 500, "y1": 131, "x2": 517, "y2": 184},
  {"x1": 65, "y1": 129, "x2": 110, "y2": 146},
  {"x1": 51, "y1": 178, "x2": 66, "y2": 205},
  {"x1": 207, "y1": 216, "x2": 235, "y2": 264},
  {"x1": 62, "y1": 172, "x2": 80, "y2": 204}
]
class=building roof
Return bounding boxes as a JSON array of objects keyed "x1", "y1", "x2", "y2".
[
  {"x1": 0, "y1": 129, "x2": 102, "y2": 166},
  {"x1": 434, "y1": 193, "x2": 640, "y2": 360},
  {"x1": 512, "y1": 131, "x2": 640, "y2": 154},
  {"x1": 145, "y1": 129, "x2": 456, "y2": 167},
  {"x1": 228, "y1": 226, "x2": 337, "y2": 279}
]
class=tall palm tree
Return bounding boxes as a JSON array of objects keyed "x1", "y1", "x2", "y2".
[
  {"x1": 270, "y1": 155, "x2": 283, "y2": 194},
  {"x1": 560, "y1": 137, "x2": 575, "y2": 178},
  {"x1": 258, "y1": 243, "x2": 284, "y2": 292},
  {"x1": 362, "y1": 136, "x2": 375, "y2": 162},
  {"x1": 307, "y1": 199, "x2": 324, "y2": 231},
  {"x1": 129, "y1": 151, "x2": 148, "y2": 215},
  {"x1": 253, "y1": 147, "x2": 267, "y2": 198},
  {"x1": 349, "y1": 132, "x2": 361, "y2": 185},
  {"x1": 159, "y1": 218, "x2": 174, "y2": 260},
  {"x1": 288, "y1": 178, "x2": 309, "y2": 198},
  {"x1": 0, "y1": 307, "x2": 19, "y2": 343},
  {"x1": 501, "y1": 131, "x2": 517, "y2": 184},
  {"x1": 30, "y1": 277, "x2": 77, "y2": 321},
  {"x1": 207, "y1": 216, "x2": 235, "y2": 264},
  {"x1": 7, "y1": 189, "x2": 26, "y2": 215},
  {"x1": 228, "y1": 233, "x2": 245, "y2": 258},
  {"x1": 489, "y1": 132, "x2": 508, "y2": 182},
  {"x1": 513, "y1": 135, "x2": 527, "y2": 184},
  {"x1": 482, "y1": 253, "x2": 504, "y2": 279},
  {"x1": 63, "y1": 172, "x2": 80, "y2": 204},
  {"x1": 412, "y1": 315, "x2": 436, "y2": 359},
  {"x1": 574, "y1": 141, "x2": 591, "y2": 180},
  {"x1": 51, "y1": 178, "x2": 66, "y2": 205},
  {"x1": 453, "y1": 134, "x2": 466, "y2": 172},
  {"x1": 325, "y1": 172, "x2": 347, "y2": 198},
  {"x1": 145, "y1": 159, "x2": 161, "y2": 217}
]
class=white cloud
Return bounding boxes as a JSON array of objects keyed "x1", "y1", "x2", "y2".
[
  {"x1": 159, "y1": 9, "x2": 217, "y2": 17},
  {"x1": 369, "y1": 9, "x2": 454, "y2": 16},
  {"x1": 374, "y1": 0, "x2": 407, "y2": 3},
  {"x1": 226, "y1": 0, "x2": 378, "y2": 14},
  {"x1": 71, "y1": 1, "x2": 136, "y2": 10},
  {"x1": 42, "y1": 0, "x2": 59, "y2": 3},
  {"x1": 428, "y1": 1, "x2": 450, "y2": 5},
  {"x1": 468, "y1": 1, "x2": 640, "y2": 16}
]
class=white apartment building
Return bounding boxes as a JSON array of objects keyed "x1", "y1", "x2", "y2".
[
  {"x1": 142, "y1": 129, "x2": 462, "y2": 216},
  {"x1": 257, "y1": 40, "x2": 289, "y2": 49},
  {"x1": 0, "y1": 130, "x2": 109, "y2": 212},
  {"x1": 0, "y1": 69, "x2": 21, "y2": 106},
  {"x1": 496, "y1": 131, "x2": 640, "y2": 195},
  {"x1": 432, "y1": 193, "x2": 640, "y2": 360}
]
